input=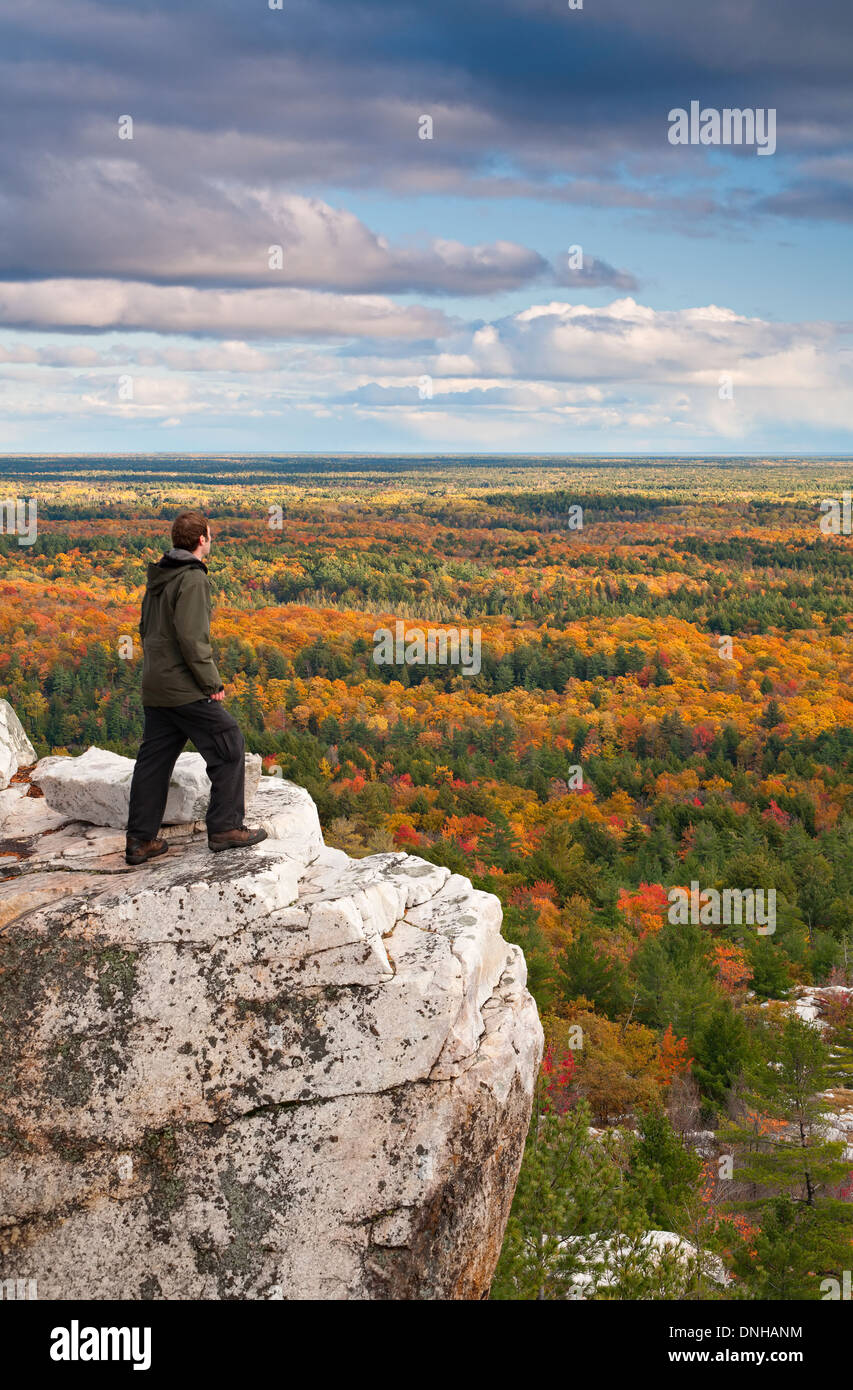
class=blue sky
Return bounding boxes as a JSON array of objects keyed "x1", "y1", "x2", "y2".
[{"x1": 0, "y1": 0, "x2": 851, "y2": 453}]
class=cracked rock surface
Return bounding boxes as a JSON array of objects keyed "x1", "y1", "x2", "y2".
[{"x1": 0, "y1": 763, "x2": 542, "y2": 1300}]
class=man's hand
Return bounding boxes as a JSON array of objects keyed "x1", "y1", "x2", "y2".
[{"x1": 210, "y1": 690, "x2": 225, "y2": 702}]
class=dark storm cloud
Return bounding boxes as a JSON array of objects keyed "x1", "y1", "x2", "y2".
[{"x1": 0, "y1": 0, "x2": 851, "y2": 310}]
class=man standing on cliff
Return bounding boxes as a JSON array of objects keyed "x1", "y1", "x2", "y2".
[{"x1": 125, "y1": 509, "x2": 267, "y2": 866}]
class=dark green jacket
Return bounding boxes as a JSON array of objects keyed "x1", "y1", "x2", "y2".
[{"x1": 139, "y1": 549, "x2": 224, "y2": 706}]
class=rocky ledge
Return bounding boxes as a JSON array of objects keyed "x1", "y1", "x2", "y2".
[{"x1": 0, "y1": 743, "x2": 542, "y2": 1300}]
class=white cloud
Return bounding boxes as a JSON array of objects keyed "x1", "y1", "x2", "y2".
[
  {"x1": 0, "y1": 161, "x2": 551, "y2": 294},
  {"x1": 0, "y1": 279, "x2": 455, "y2": 339},
  {"x1": 0, "y1": 295, "x2": 850, "y2": 445}
]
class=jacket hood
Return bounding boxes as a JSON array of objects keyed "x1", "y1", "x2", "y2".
[{"x1": 145, "y1": 549, "x2": 208, "y2": 592}]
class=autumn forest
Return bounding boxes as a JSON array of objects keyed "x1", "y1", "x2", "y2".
[{"x1": 2, "y1": 453, "x2": 852, "y2": 1300}]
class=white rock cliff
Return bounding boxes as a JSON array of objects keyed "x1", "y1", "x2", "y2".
[
  {"x1": 0, "y1": 729, "x2": 543, "y2": 1300},
  {"x1": 0, "y1": 699, "x2": 36, "y2": 791}
]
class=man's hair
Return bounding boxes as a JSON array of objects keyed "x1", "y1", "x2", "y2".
[{"x1": 171, "y1": 509, "x2": 210, "y2": 552}]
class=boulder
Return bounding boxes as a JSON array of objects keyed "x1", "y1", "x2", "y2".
[
  {"x1": 0, "y1": 700, "x2": 36, "y2": 791},
  {"x1": 31, "y1": 746, "x2": 262, "y2": 829},
  {"x1": 0, "y1": 768, "x2": 542, "y2": 1299}
]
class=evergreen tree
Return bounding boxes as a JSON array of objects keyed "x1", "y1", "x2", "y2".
[
  {"x1": 627, "y1": 1102, "x2": 702, "y2": 1229},
  {"x1": 692, "y1": 1002, "x2": 753, "y2": 1115},
  {"x1": 555, "y1": 933, "x2": 629, "y2": 1017},
  {"x1": 720, "y1": 1015, "x2": 853, "y2": 1297}
]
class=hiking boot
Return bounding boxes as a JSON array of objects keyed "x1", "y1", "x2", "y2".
[
  {"x1": 125, "y1": 836, "x2": 169, "y2": 866},
  {"x1": 208, "y1": 826, "x2": 268, "y2": 853}
]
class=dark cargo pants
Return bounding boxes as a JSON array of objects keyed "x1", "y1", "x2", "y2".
[{"x1": 126, "y1": 698, "x2": 246, "y2": 841}]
